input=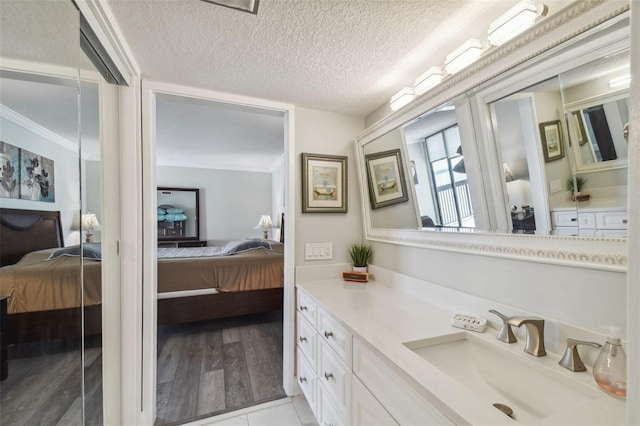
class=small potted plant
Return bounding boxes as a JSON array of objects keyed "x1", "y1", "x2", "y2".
[
  {"x1": 348, "y1": 243, "x2": 373, "y2": 272},
  {"x1": 567, "y1": 176, "x2": 590, "y2": 201}
]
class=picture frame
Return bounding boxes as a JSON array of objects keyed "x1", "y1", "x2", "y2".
[
  {"x1": 364, "y1": 149, "x2": 409, "y2": 209},
  {"x1": 301, "y1": 152, "x2": 347, "y2": 213},
  {"x1": 571, "y1": 111, "x2": 588, "y2": 146},
  {"x1": 539, "y1": 120, "x2": 565, "y2": 162}
]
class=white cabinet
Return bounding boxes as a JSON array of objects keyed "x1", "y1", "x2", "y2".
[
  {"x1": 352, "y1": 376, "x2": 398, "y2": 426},
  {"x1": 296, "y1": 287, "x2": 452, "y2": 426},
  {"x1": 296, "y1": 289, "x2": 351, "y2": 426},
  {"x1": 352, "y1": 339, "x2": 453, "y2": 425},
  {"x1": 552, "y1": 207, "x2": 627, "y2": 237}
]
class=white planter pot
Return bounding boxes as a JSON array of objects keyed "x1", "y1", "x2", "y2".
[{"x1": 352, "y1": 266, "x2": 368, "y2": 273}]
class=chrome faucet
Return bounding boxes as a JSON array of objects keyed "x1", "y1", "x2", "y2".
[
  {"x1": 559, "y1": 338, "x2": 601, "y2": 372},
  {"x1": 489, "y1": 310, "x2": 546, "y2": 356},
  {"x1": 508, "y1": 317, "x2": 546, "y2": 356}
]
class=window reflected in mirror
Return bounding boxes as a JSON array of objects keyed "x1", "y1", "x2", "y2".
[{"x1": 405, "y1": 109, "x2": 475, "y2": 229}]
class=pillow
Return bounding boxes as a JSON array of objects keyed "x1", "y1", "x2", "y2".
[
  {"x1": 166, "y1": 207, "x2": 184, "y2": 214},
  {"x1": 165, "y1": 213, "x2": 187, "y2": 222},
  {"x1": 47, "y1": 243, "x2": 102, "y2": 261},
  {"x1": 158, "y1": 213, "x2": 167, "y2": 221},
  {"x1": 222, "y1": 239, "x2": 271, "y2": 255},
  {"x1": 157, "y1": 207, "x2": 166, "y2": 215}
]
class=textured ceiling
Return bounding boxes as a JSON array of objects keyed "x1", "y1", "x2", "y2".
[{"x1": 106, "y1": 0, "x2": 535, "y2": 117}]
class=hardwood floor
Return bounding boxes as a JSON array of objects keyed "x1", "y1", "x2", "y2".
[
  {"x1": 0, "y1": 344, "x2": 103, "y2": 426},
  {"x1": 0, "y1": 311, "x2": 284, "y2": 426},
  {"x1": 155, "y1": 310, "x2": 285, "y2": 426}
]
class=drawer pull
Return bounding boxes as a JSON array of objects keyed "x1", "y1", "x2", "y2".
[
  {"x1": 623, "y1": 219, "x2": 628, "y2": 224},
  {"x1": 299, "y1": 376, "x2": 307, "y2": 384},
  {"x1": 324, "y1": 331, "x2": 333, "y2": 338},
  {"x1": 324, "y1": 372, "x2": 333, "y2": 380},
  {"x1": 571, "y1": 218, "x2": 577, "y2": 222},
  {"x1": 299, "y1": 305, "x2": 308, "y2": 311},
  {"x1": 299, "y1": 336, "x2": 307, "y2": 343}
]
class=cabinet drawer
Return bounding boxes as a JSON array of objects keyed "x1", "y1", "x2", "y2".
[
  {"x1": 596, "y1": 229, "x2": 627, "y2": 238},
  {"x1": 554, "y1": 227, "x2": 578, "y2": 236},
  {"x1": 318, "y1": 309, "x2": 352, "y2": 368},
  {"x1": 353, "y1": 339, "x2": 453, "y2": 425},
  {"x1": 297, "y1": 290, "x2": 318, "y2": 327},
  {"x1": 297, "y1": 313, "x2": 318, "y2": 368},
  {"x1": 318, "y1": 386, "x2": 348, "y2": 426},
  {"x1": 352, "y1": 375, "x2": 399, "y2": 426},
  {"x1": 596, "y1": 211, "x2": 628, "y2": 229},
  {"x1": 577, "y1": 212, "x2": 596, "y2": 229},
  {"x1": 318, "y1": 340, "x2": 351, "y2": 414},
  {"x1": 552, "y1": 210, "x2": 578, "y2": 227},
  {"x1": 297, "y1": 348, "x2": 317, "y2": 415}
]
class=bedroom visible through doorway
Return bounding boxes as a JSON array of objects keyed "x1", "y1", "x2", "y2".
[{"x1": 148, "y1": 88, "x2": 290, "y2": 425}]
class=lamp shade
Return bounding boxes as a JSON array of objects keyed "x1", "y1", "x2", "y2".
[
  {"x1": 254, "y1": 214, "x2": 273, "y2": 229},
  {"x1": 82, "y1": 212, "x2": 101, "y2": 231}
]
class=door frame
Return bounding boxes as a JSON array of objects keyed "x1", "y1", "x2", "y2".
[{"x1": 141, "y1": 80, "x2": 296, "y2": 422}]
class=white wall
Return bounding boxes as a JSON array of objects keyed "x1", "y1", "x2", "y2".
[
  {"x1": 294, "y1": 107, "x2": 365, "y2": 266},
  {"x1": 156, "y1": 165, "x2": 273, "y2": 242},
  {"x1": 0, "y1": 114, "x2": 82, "y2": 245}
]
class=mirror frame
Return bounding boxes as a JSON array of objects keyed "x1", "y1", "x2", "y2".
[
  {"x1": 355, "y1": 1, "x2": 629, "y2": 272},
  {"x1": 157, "y1": 186, "x2": 200, "y2": 241}
]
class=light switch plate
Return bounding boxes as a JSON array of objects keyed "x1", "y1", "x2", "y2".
[
  {"x1": 550, "y1": 179, "x2": 562, "y2": 193},
  {"x1": 305, "y1": 243, "x2": 333, "y2": 260}
]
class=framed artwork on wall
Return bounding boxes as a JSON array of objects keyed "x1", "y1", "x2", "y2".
[
  {"x1": 571, "y1": 111, "x2": 588, "y2": 146},
  {"x1": 365, "y1": 148, "x2": 409, "y2": 209},
  {"x1": 539, "y1": 120, "x2": 565, "y2": 162},
  {"x1": 301, "y1": 153, "x2": 348, "y2": 213}
]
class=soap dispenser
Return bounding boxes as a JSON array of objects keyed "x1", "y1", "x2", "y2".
[{"x1": 593, "y1": 326, "x2": 626, "y2": 397}]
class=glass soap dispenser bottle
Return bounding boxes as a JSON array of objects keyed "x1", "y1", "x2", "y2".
[{"x1": 593, "y1": 326, "x2": 626, "y2": 397}]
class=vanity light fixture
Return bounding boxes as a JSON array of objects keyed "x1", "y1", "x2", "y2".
[
  {"x1": 444, "y1": 39, "x2": 483, "y2": 75},
  {"x1": 488, "y1": 0, "x2": 546, "y2": 46},
  {"x1": 414, "y1": 67, "x2": 443, "y2": 95},
  {"x1": 390, "y1": 87, "x2": 415, "y2": 111},
  {"x1": 608, "y1": 74, "x2": 631, "y2": 88},
  {"x1": 200, "y1": 0, "x2": 259, "y2": 14}
]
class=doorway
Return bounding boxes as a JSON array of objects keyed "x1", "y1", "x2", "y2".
[{"x1": 141, "y1": 81, "x2": 296, "y2": 425}]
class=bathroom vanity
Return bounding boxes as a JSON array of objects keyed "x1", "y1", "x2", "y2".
[{"x1": 296, "y1": 276, "x2": 626, "y2": 425}]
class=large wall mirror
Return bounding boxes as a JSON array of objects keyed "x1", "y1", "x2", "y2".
[{"x1": 355, "y1": 2, "x2": 629, "y2": 271}]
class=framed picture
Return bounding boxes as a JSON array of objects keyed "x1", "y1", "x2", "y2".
[
  {"x1": 301, "y1": 153, "x2": 347, "y2": 213},
  {"x1": 571, "y1": 111, "x2": 588, "y2": 146},
  {"x1": 365, "y1": 149, "x2": 409, "y2": 209},
  {"x1": 539, "y1": 120, "x2": 564, "y2": 162}
]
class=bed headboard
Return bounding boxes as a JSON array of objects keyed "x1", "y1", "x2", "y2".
[{"x1": 0, "y1": 208, "x2": 64, "y2": 267}]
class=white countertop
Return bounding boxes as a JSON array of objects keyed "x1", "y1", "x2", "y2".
[{"x1": 296, "y1": 279, "x2": 626, "y2": 426}]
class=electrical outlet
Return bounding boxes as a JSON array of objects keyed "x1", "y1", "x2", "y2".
[{"x1": 304, "y1": 243, "x2": 333, "y2": 260}]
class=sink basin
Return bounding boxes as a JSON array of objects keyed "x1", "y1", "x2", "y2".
[{"x1": 404, "y1": 332, "x2": 600, "y2": 422}]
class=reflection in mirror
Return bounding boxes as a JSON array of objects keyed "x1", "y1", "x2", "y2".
[
  {"x1": 405, "y1": 103, "x2": 476, "y2": 229},
  {"x1": 561, "y1": 48, "x2": 630, "y2": 172},
  {"x1": 490, "y1": 77, "x2": 567, "y2": 235},
  {"x1": 559, "y1": 48, "x2": 629, "y2": 237},
  {"x1": 157, "y1": 187, "x2": 200, "y2": 241},
  {"x1": 362, "y1": 128, "x2": 419, "y2": 229}
]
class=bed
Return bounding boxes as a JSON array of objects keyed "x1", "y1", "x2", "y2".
[{"x1": 0, "y1": 208, "x2": 284, "y2": 343}]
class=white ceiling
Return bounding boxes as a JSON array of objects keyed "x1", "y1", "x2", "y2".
[
  {"x1": 107, "y1": 0, "x2": 536, "y2": 117},
  {"x1": 156, "y1": 94, "x2": 285, "y2": 171},
  {"x1": 1, "y1": 0, "x2": 576, "y2": 171}
]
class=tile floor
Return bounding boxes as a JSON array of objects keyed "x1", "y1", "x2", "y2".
[{"x1": 184, "y1": 395, "x2": 318, "y2": 426}]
